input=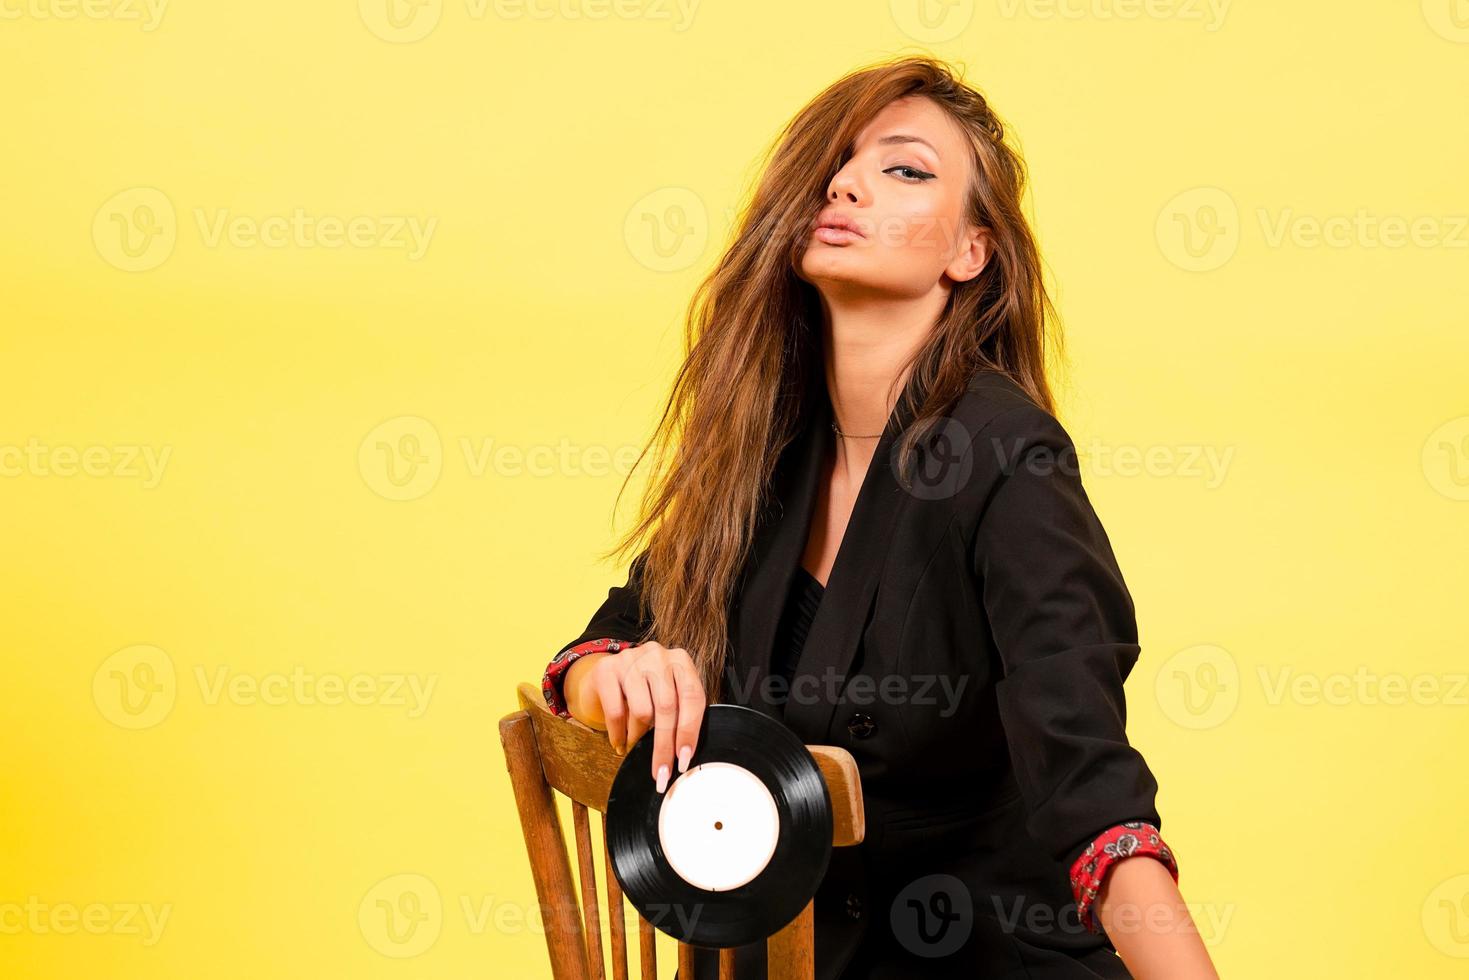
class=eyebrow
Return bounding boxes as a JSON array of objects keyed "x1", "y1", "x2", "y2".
[{"x1": 875, "y1": 133, "x2": 940, "y2": 158}]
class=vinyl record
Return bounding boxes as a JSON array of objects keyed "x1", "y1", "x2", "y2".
[{"x1": 605, "y1": 703, "x2": 834, "y2": 948}]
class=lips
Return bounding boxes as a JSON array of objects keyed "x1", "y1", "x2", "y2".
[
  {"x1": 813, "y1": 213, "x2": 865, "y2": 237},
  {"x1": 811, "y1": 212, "x2": 866, "y2": 244}
]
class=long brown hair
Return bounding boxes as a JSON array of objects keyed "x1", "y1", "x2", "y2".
[{"x1": 601, "y1": 54, "x2": 1065, "y2": 701}]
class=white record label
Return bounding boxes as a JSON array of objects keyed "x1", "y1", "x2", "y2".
[{"x1": 657, "y1": 761, "x2": 781, "y2": 891}]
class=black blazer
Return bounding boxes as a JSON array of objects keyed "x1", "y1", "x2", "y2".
[{"x1": 558, "y1": 365, "x2": 1163, "y2": 980}]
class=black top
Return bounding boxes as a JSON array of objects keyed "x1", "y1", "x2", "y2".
[{"x1": 770, "y1": 565, "x2": 824, "y2": 684}]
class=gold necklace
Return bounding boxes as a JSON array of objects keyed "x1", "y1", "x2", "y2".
[{"x1": 830, "y1": 419, "x2": 883, "y2": 439}]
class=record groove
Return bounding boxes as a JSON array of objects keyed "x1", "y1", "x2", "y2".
[{"x1": 605, "y1": 704, "x2": 833, "y2": 947}]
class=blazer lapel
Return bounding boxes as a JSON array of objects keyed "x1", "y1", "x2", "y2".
[
  {"x1": 724, "y1": 384, "x2": 826, "y2": 721},
  {"x1": 728, "y1": 368, "x2": 924, "y2": 742}
]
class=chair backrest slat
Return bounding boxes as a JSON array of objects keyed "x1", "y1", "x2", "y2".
[
  {"x1": 498, "y1": 709, "x2": 591, "y2": 980},
  {"x1": 502, "y1": 680, "x2": 864, "y2": 980},
  {"x1": 637, "y1": 916, "x2": 657, "y2": 979},
  {"x1": 767, "y1": 900, "x2": 815, "y2": 979},
  {"x1": 572, "y1": 801, "x2": 607, "y2": 980},
  {"x1": 601, "y1": 814, "x2": 630, "y2": 980}
]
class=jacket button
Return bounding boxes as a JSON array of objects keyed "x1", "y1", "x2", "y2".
[
  {"x1": 846, "y1": 712, "x2": 876, "y2": 739},
  {"x1": 845, "y1": 892, "x2": 863, "y2": 920}
]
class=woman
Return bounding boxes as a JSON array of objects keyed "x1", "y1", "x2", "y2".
[{"x1": 539, "y1": 56, "x2": 1219, "y2": 979}]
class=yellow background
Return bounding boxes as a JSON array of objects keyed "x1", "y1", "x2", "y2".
[{"x1": 3, "y1": 1, "x2": 1467, "y2": 976}]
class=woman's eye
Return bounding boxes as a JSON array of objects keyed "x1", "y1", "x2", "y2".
[{"x1": 885, "y1": 165, "x2": 936, "y2": 182}]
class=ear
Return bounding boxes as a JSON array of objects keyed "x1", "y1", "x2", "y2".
[{"x1": 945, "y1": 224, "x2": 992, "y2": 283}]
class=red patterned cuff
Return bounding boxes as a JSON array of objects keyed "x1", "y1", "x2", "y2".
[
  {"x1": 1068, "y1": 821, "x2": 1178, "y2": 935},
  {"x1": 541, "y1": 637, "x2": 640, "y2": 719}
]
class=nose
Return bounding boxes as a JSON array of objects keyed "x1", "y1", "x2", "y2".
[{"x1": 826, "y1": 161, "x2": 865, "y2": 205}]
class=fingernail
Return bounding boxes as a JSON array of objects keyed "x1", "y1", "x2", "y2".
[
  {"x1": 655, "y1": 764, "x2": 670, "y2": 793},
  {"x1": 677, "y1": 745, "x2": 692, "y2": 773}
]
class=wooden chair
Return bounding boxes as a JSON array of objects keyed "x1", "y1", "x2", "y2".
[{"x1": 499, "y1": 682, "x2": 865, "y2": 980}]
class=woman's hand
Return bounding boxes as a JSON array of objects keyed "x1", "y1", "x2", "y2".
[{"x1": 565, "y1": 641, "x2": 707, "y2": 793}]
